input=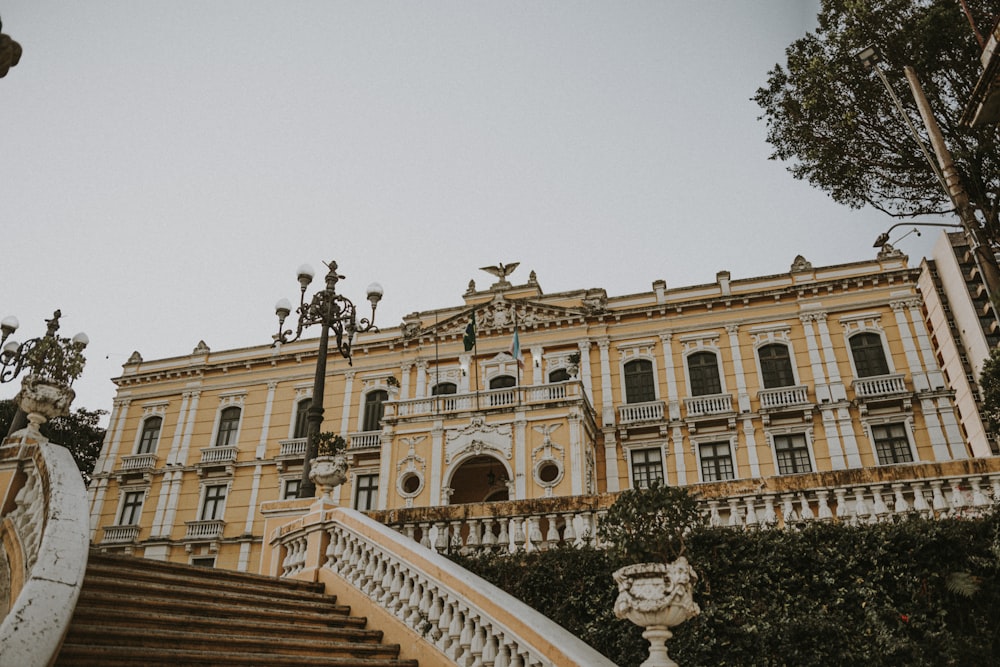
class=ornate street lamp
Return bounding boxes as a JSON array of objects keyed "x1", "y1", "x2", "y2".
[
  {"x1": 272, "y1": 261, "x2": 383, "y2": 498},
  {"x1": 1, "y1": 310, "x2": 89, "y2": 435}
]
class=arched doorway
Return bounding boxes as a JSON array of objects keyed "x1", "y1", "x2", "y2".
[{"x1": 448, "y1": 454, "x2": 510, "y2": 504}]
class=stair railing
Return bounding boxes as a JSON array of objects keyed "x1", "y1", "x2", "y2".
[
  {"x1": 0, "y1": 431, "x2": 90, "y2": 667},
  {"x1": 269, "y1": 504, "x2": 616, "y2": 667}
]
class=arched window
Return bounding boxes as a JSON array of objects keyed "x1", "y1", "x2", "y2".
[
  {"x1": 850, "y1": 332, "x2": 890, "y2": 377},
  {"x1": 623, "y1": 359, "x2": 655, "y2": 403},
  {"x1": 758, "y1": 344, "x2": 795, "y2": 388},
  {"x1": 293, "y1": 398, "x2": 312, "y2": 439},
  {"x1": 431, "y1": 382, "x2": 457, "y2": 395},
  {"x1": 215, "y1": 407, "x2": 241, "y2": 447},
  {"x1": 687, "y1": 351, "x2": 722, "y2": 396},
  {"x1": 362, "y1": 390, "x2": 388, "y2": 432},
  {"x1": 548, "y1": 368, "x2": 570, "y2": 383},
  {"x1": 137, "y1": 416, "x2": 162, "y2": 454},
  {"x1": 489, "y1": 375, "x2": 516, "y2": 389}
]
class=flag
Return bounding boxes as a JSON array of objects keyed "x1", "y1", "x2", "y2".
[
  {"x1": 463, "y1": 314, "x2": 476, "y2": 351},
  {"x1": 508, "y1": 328, "x2": 523, "y2": 367}
]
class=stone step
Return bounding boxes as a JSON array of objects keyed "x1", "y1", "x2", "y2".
[
  {"x1": 55, "y1": 644, "x2": 419, "y2": 667},
  {"x1": 85, "y1": 554, "x2": 328, "y2": 598},
  {"x1": 81, "y1": 571, "x2": 340, "y2": 612},
  {"x1": 62, "y1": 623, "x2": 403, "y2": 659},
  {"x1": 68, "y1": 604, "x2": 384, "y2": 643},
  {"x1": 74, "y1": 588, "x2": 368, "y2": 629}
]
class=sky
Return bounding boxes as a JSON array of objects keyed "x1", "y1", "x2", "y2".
[{"x1": 1, "y1": 2, "x2": 945, "y2": 420}]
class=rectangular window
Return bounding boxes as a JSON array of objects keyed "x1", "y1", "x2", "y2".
[
  {"x1": 190, "y1": 557, "x2": 216, "y2": 568},
  {"x1": 354, "y1": 474, "x2": 379, "y2": 511},
  {"x1": 699, "y1": 442, "x2": 735, "y2": 482},
  {"x1": 200, "y1": 484, "x2": 228, "y2": 521},
  {"x1": 774, "y1": 434, "x2": 812, "y2": 474},
  {"x1": 118, "y1": 490, "x2": 144, "y2": 525},
  {"x1": 871, "y1": 423, "x2": 913, "y2": 464},
  {"x1": 630, "y1": 448, "x2": 664, "y2": 488},
  {"x1": 283, "y1": 478, "x2": 300, "y2": 500}
]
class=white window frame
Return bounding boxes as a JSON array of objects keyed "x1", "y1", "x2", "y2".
[
  {"x1": 115, "y1": 487, "x2": 148, "y2": 526},
  {"x1": 766, "y1": 427, "x2": 817, "y2": 476},
  {"x1": 617, "y1": 341, "x2": 661, "y2": 403},
  {"x1": 839, "y1": 314, "x2": 897, "y2": 378},
  {"x1": 679, "y1": 334, "x2": 727, "y2": 397},
  {"x1": 197, "y1": 480, "x2": 232, "y2": 521},
  {"x1": 210, "y1": 392, "x2": 246, "y2": 449},
  {"x1": 132, "y1": 402, "x2": 168, "y2": 455},
  {"x1": 750, "y1": 327, "x2": 801, "y2": 389},
  {"x1": 863, "y1": 416, "x2": 917, "y2": 465},
  {"x1": 692, "y1": 434, "x2": 738, "y2": 482},
  {"x1": 353, "y1": 471, "x2": 380, "y2": 511},
  {"x1": 624, "y1": 443, "x2": 667, "y2": 489}
]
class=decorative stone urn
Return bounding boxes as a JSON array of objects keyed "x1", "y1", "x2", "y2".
[
  {"x1": 613, "y1": 557, "x2": 700, "y2": 667},
  {"x1": 14, "y1": 374, "x2": 75, "y2": 433},
  {"x1": 308, "y1": 454, "x2": 349, "y2": 501}
]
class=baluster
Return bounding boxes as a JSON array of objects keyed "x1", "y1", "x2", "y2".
[
  {"x1": 579, "y1": 510, "x2": 595, "y2": 545},
  {"x1": 853, "y1": 488, "x2": 871, "y2": 524},
  {"x1": 466, "y1": 518, "x2": 481, "y2": 554},
  {"x1": 369, "y1": 554, "x2": 387, "y2": 599},
  {"x1": 397, "y1": 570, "x2": 414, "y2": 621},
  {"x1": 527, "y1": 516, "x2": 544, "y2": 551},
  {"x1": 911, "y1": 482, "x2": 931, "y2": 516},
  {"x1": 948, "y1": 480, "x2": 965, "y2": 513},
  {"x1": 798, "y1": 493, "x2": 814, "y2": 521},
  {"x1": 562, "y1": 512, "x2": 577, "y2": 545},
  {"x1": 450, "y1": 520, "x2": 464, "y2": 554},
  {"x1": 481, "y1": 517, "x2": 496, "y2": 553},
  {"x1": 387, "y1": 564, "x2": 405, "y2": 614},
  {"x1": 497, "y1": 517, "x2": 511, "y2": 553},
  {"x1": 816, "y1": 490, "x2": 833, "y2": 520},
  {"x1": 324, "y1": 528, "x2": 337, "y2": 567},
  {"x1": 761, "y1": 495, "x2": 777, "y2": 528},
  {"x1": 481, "y1": 622, "x2": 499, "y2": 666},
  {"x1": 744, "y1": 497, "x2": 759, "y2": 527},
  {"x1": 892, "y1": 483, "x2": 910, "y2": 514},
  {"x1": 781, "y1": 494, "x2": 797, "y2": 525},
  {"x1": 470, "y1": 615, "x2": 487, "y2": 666},
  {"x1": 403, "y1": 523, "x2": 417, "y2": 543},
  {"x1": 493, "y1": 636, "x2": 511, "y2": 667},
  {"x1": 437, "y1": 599, "x2": 455, "y2": 653},
  {"x1": 971, "y1": 477, "x2": 990, "y2": 507},
  {"x1": 426, "y1": 589, "x2": 444, "y2": 642},
  {"x1": 871, "y1": 486, "x2": 889, "y2": 520},
  {"x1": 513, "y1": 518, "x2": 526, "y2": 552},
  {"x1": 345, "y1": 536, "x2": 364, "y2": 581},
  {"x1": 458, "y1": 610, "x2": 476, "y2": 667},
  {"x1": 447, "y1": 607, "x2": 466, "y2": 662},
  {"x1": 990, "y1": 475, "x2": 1000, "y2": 503},
  {"x1": 545, "y1": 514, "x2": 560, "y2": 547},
  {"x1": 419, "y1": 522, "x2": 433, "y2": 549},
  {"x1": 434, "y1": 522, "x2": 449, "y2": 553},
  {"x1": 708, "y1": 500, "x2": 722, "y2": 527},
  {"x1": 362, "y1": 550, "x2": 378, "y2": 595},
  {"x1": 930, "y1": 480, "x2": 949, "y2": 514},
  {"x1": 406, "y1": 579, "x2": 424, "y2": 627},
  {"x1": 378, "y1": 560, "x2": 396, "y2": 607},
  {"x1": 831, "y1": 488, "x2": 848, "y2": 522}
]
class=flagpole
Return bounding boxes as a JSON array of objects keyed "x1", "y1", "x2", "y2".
[
  {"x1": 473, "y1": 309, "x2": 480, "y2": 410},
  {"x1": 513, "y1": 309, "x2": 522, "y2": 406}
]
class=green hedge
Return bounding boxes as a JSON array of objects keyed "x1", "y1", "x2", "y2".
[{"x1": 451, "y1": 511, "x2": 1000, "y2": 666}]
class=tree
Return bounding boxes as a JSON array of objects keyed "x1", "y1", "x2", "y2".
[
  {"x1": 755, "y1": 0, "x2": 1000, "y2": 244},
  {"x1": 0, "y1": 399, "x2": 107, "y2": 482}
]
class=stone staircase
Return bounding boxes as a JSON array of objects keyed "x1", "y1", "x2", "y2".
[{"x1": 55, "y1": 552, "x2": 419, "y2": 666}]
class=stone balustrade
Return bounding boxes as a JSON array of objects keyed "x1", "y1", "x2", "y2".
[
  {"x1": 101, "y1": 524, "x2": 140, "y2": 544},
  {"x1": 183, "y1": 519, "x2": 225, "y2": 540},
  {"x1": 758, "y1": 385, "x2": 810, "y2": 410},
  {"x1": 684, "y1": 392, "x2": 734, "y2": 417},
  {"x1": 618, "y1": 400, "x2": 666, "y2": 425},
  {"x1": 278, "y1": 437, "x2": 307, "y2": 458},
  {"x1": 264, "y1": 503, "x2": 616, "y2": 667},
  {"x1": 366, "y1": 458, "x2": 1000, "y2": 556},
  {"x1": 853, "y1": 373, "x2": 908, "y2": 398},
  {"x1": 198, "y1": 445, "x2": 239, "y2": 464},
  {"x1": 0, "y1": 429, "x2": 90, "y2": 666},
  {"x1": 119, "y1": 452, "x2": 158, "y2": 471},
  {"x1": 348, "y1": 431, "x2": 381, "y2": 450},
  {"x1": 386, "y1": 381, "x2": 587, "y2": 420}
]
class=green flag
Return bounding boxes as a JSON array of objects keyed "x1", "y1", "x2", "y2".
[{"x1": 463, "y1": 314, "x2": 476, "y2": 351}]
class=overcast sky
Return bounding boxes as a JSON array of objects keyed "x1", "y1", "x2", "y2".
[{"x1": 2, "y1": 2, "x2": 943, "y2": 419}]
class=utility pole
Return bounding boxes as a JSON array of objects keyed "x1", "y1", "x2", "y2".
[{"x1": 903, "y1": 65, "x2": 1000, "y2": 322}]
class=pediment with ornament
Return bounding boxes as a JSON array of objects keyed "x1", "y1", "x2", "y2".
[
  {"x1": 431, "y1": 300, "x2": 588, "y2": 338},
  {"x1": 444, "y1": 416, "x2": 512, "y2": 464}
]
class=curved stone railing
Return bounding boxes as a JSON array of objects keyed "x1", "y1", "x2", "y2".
[
  {"x1": 0, "y1": 430, "x2": 90, "y2": 667},
  {"x1": 267, "y1": 503, "x2": 616, "y2": 667}
]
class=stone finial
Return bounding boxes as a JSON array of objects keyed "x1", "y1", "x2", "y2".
[
  {"x1": 877, "y1": 243, "x2": 905, "y2": 260},
  {"x1": 790, "y1": 255, "x2": 813, "y2": 272},
  {"x1": 192, "y1": 340, "x2": 210, "y2": 355},
  {"x1": 126, "y1": 351, "x2": 144, "y2": 364}
]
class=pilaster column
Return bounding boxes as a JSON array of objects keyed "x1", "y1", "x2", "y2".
[
  {"x1": 891, "y1": 299, "x2": 928, "y2": 392},
  {"x1": 530, "y1": 345, "x2": 543, "y2": 385},
  {"x1": 672, "y1": 425, "x2": 687, "y2": 486},
  {"x1": 569, "y1": 412, "x2": 583, "y2": 495},
  {"x1": 742, "y1": 416, "x2": 760, "y2": 477},
  {"x1": 175, "y1": 390, "x2": 201, "y2": 466},
  {"x1": 429, "y1": 421, "x2": 445, "y2": 506},
  {"x1": 515, "y1": 412, "x2": 528, "y2": 499},
  {"x1": 598, "y1": 338, "x2": 614, "y2": 427},
  {"x1": 815, "y1": 314, "x2": 846, "y2": 401},
  {"x1": 799, "y1": 313, "x2": 830, "y2": 403},
  {"x1": 416, "y1": 361, "x2": 428, "y2": 397},
  {"x1": 98, "y1": 397, "x2": 131, "y2": 475},
  {"x1": 256, "y1": 381, "x2": 278, "y2": 459},
  {"x1": 340, "y1": 371, "x2": 355, "y2": 435},
  {"x1": 726, "y1": 324, "x2": 750, "y2": 413},
  {"x1": 659, "y1": 333, "x2": 680, "y2": 420},
  {"x1": 578, "y1": 340, "x2": 594, "y2": 403},
  {"x1": 399, "y1": 362, "x2": 413, "y2": 399},
  {"x1": 907, "y1": 298, "x2": 945, "y2": 390}
]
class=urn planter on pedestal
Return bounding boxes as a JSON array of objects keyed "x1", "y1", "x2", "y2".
[
  {"x1": 15, "y1": 374, "x2": 75, "y2": 433},
  {"x1": 613, "y1": 558, "x2": 700, "y2": 667},
  {"x1": 308, "y1": 454, "x2": 348, "y2": 501}
]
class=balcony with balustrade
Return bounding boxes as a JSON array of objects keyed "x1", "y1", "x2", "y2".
[
  {"x1": 757, "y1": 384, "x2": 813, "y2": 423},
  {"x1": 115, "y1": 452, "x2": 158, "y2": 483},
  {"x1": 183, "y1": 519, "x2": 225, "y2": 542},
  {"x1": 852, "y1": 373, "x2": 911, "y2": 413},
  {"x1": 348, "y1": 431, "x2": 382, "y2": 452},
  {"x1": 384, "y1": 380, "x2": 594, "y2": 425},
  {"x1": 683, "y1": 392, "x2": 735, "y2": 430},
  {"x1": 99, "y1": 524, "x2": 140, "y2": 545},
  {"x1": 196, "y1": 445, "x2": 239, "y2": 475}
]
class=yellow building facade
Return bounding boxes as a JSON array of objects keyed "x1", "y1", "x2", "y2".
[{"x1": 87, "y1": 251, "x2": 971, "y2": 571}]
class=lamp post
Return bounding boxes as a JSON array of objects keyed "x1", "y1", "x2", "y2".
[
  {"x1": 1, "y1": 310, "x2": 89, "y2": 436},
  {"x1": 272, "y1": 261, "x2": 383, "y2": 498},
  {"x1": 872, "y1": 221, "x2": 963, "y2": 248},
  {"x1": 858, "y1": 45, "x2": 1000, "y2": 322}
]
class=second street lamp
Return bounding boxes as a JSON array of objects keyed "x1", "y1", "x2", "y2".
[{"x1": 272, "y1": 260, "x2": 383, "y2": 498}]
